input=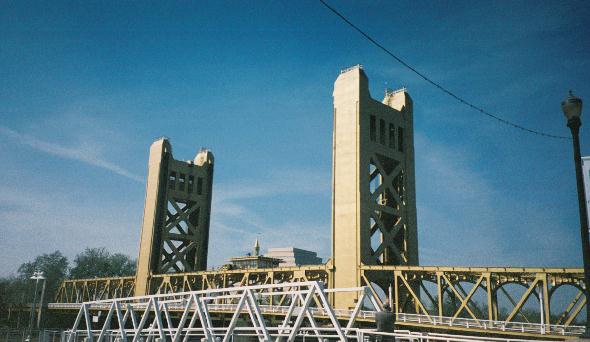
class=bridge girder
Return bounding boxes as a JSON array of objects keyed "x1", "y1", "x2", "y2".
[{"x1": 54, "y1": 265, "x2": 587, "y2": 337}]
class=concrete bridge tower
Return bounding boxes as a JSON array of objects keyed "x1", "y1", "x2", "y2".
[
  {"x1": 135, "y1": 138, "x2": 214, "y2": 296},
  {"x1": 331, "y1": 66, "x2": 418, "y2": 308}
]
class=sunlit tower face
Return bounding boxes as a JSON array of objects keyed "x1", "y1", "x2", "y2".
[
  {"x1": 134, "y1": 138, "x2": 214, "y2": 296},
  {"x1": 331, "y1": 66, "x2": 418, "y2": 308}
]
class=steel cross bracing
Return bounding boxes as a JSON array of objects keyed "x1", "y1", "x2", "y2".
[
  {"x1": 361, "y1": 265, "x2": 586, "y2": 337},
  {"x1": 64, "y1": 281, "x2": 382, "y2": 342},
  {"x1": 55, "y1": 265, "x2": 329, "y2": 303},
  {"x1": 62, "y1": 281, "x2": 559, "y2": 342},
  {"x1": 368, "y1": 153, "x2": 409, "y2": 265},
  {"x1": 54, "y1": 265, "x2": 587, "y2": 338}
]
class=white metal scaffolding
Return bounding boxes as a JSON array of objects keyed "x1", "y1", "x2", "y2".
[{"x1": 65, "y1": 281, "x2": 381, "y2": 342}]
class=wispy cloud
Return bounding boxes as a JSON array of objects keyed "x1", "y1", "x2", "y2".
[
  {"x1": 0, "y1": 126, "x2": 143, "y2": 182},
  {"x1": 214, "y1": 169, "x2": 330, "y2": 202},
  {"x1": 415, "y1": 133, "x2": 578, "y2": 267},
  {"x1": 207, "y1": 169, "x2": 331, "y2": 267},
  {"x1": 0, "y1": 184, "x2": 142, "y2": 276}
]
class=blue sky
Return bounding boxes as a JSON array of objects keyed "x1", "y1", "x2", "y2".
[{"x1": 1, "y1": 1, "x2": 589, "y2": 276}]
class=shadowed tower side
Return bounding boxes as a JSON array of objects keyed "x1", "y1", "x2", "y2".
[
  {"x1": 134, "y1": 138, "x2": 214, "y2": 296},
  {"x1": 331, "y1": 65, "x2": 418, "y2": 308}
]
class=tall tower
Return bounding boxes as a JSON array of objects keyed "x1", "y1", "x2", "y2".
[
  {"x1": 135, "y1": 138, "x2": 214, "y2": 296},
  {"x1": 331, "y1": 66, "x2": 418, "y2": 308}
]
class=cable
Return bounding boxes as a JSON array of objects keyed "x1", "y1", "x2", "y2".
[{"x1": 318, "y1": 0, "x2": 570, "y2": 140}]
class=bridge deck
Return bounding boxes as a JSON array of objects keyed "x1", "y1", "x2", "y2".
[{"x1": 54, "y1": 280, "x2": 584, "y2": 340}]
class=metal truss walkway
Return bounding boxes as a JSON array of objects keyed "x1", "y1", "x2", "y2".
[{"x1": 62, "y1": 281, "x2": 580, "y2": 342}]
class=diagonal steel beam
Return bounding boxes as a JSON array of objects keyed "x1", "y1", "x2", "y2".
[
  {"x1": 505, "y1": 278, "x2": 540, "y2": 323},
  {"x1": 399, "y1": 274, "x2": 432, "y2": 322},
  {"x1": 451, "y1": 275, "x2": 484, "y2": 323},
  {"x1": 97, "y1": 302, "x2": 115, "y2": 342},
  {"x1": 564, "y1": 296, "x2": 586, "y2": 326}
]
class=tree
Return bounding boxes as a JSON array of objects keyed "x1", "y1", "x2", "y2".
[
  {"x1": 0, "y1": 251, "x2": 69, "y2": 327},
  {"x1": 69, "y1": 247, "x2": 136, "y2": 279},
  {"x1": 16, "y1": 251, "x2": 69, "y2": 305},
  {"x1": 0, "y1": 276, "x2": 28, "y2": 327}
]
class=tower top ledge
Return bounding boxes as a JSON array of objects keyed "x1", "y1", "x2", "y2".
[
  {"x1": 385, "y1": 87, "x2": 407, "y2": 97},
  {"x1": 340, "y1": 64, "x2": 363, "y2": 74}
]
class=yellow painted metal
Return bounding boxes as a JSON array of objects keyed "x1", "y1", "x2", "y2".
[
  {"x1": 330, "y1": 66, "x2": 418, "y2": 309},
  {"x1": 135, "y1": 139, "x2": 214, "y2": 296},
  {"x1": 55, "y1": 276, "x2": 135, "y2": 304},
  {"x1": 450, "y1": 274, "x2": 484, "y2": 322},
  {"x1": 359, "y1": 265, "x2": 586, "y2": 330},
  {"x1": 565, "y1": 296, "x2": 587, "y2": 327},
  {"x1": 55, "y1": 265, "x2": 330, "y2": 303},
  {"x1": 50, "y1": 69, "x2": 588, "y2": 339},
  {"x1": 53, "y1": 265, "x2": 586, "y2": 338}
]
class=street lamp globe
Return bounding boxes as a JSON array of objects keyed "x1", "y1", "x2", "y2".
[
  {"x1": 30, "y1": 271, "x2": 45, "y2": 280},
  {"x1": 562, "y1": 91, "x2": 583, "y2": 122}
]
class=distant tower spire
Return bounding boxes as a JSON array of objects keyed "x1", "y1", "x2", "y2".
[{"x1": 253, "y1": 238, "x2": 260, "y2": 256}]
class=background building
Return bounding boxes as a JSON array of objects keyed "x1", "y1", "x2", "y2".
[
  {"x1": 226, "y1": 239, "x2": 282, "y2": 269},
  {"x1": 265, "y1": 247, "x2": 323, "y2": 267}
]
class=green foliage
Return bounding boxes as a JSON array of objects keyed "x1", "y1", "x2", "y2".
[
  {"x1": 16, "y1": 250, "x2": 69, "y2": 304},
  {"x1": 0, "y1": 276, "x2": 27, "y2": 305},
  {"x1": 69, "y1": 247, "x2": 136, "y2": 279},
  {"x1": 1, "y1": 248, "x2": 136, "y2": 327},
  {"x1": 0, "y1": 251, "x2": 68, "y2": 327}
]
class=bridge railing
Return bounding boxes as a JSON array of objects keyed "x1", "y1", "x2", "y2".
[
  {"x1": 54, "y1": 265, "x2": 587, "y2": 338},
  {"x1": 396, "y1": 313, "x2": 584, "y2": 336},
  {"x1": 62, "y1": 326, "x2": 554, "y2": 342},
  {"x1": 361, "y1": 265, "x2": 587, "y2": 331},
  {"x1": 357, "y1": 329, "x2": 545, "y2": 342}
]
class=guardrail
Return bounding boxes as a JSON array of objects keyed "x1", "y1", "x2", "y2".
[
  {"x1": 50, "y1": 301, "x2": 583, "y2": 337},
  {"x1": 62, "y1": 327, "x2": 555, "y2": 342},
  {"x1": 396, "y1": 313, "x2": 584, "y2": 336}
]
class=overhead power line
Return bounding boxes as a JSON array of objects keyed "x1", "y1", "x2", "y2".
[{"x1": 318, "y1": 0, "x2": 570, "y2": 140}]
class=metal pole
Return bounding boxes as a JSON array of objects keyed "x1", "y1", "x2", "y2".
[
  {"x1": 37, "y1": 278, "x2": 47, "y2": 329},
  {"x1": 567, "y1": 117, "x2": 590, "y2": 337},
  {"x1": 28, "y1": 277, "x2": 40, "y2": 340},
  {"x1": 538, "y1": 287, "x2": 545, "y2": 334}
]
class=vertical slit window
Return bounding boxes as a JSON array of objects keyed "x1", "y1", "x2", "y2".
[
  {"x1": 188, "y1": 176, "x2": 194, "y2": 193},
  {"x1": 370, "y1": 115, "x2": 376, "y2": 142},
  {"x1": 179, "y1": 173, "x2": 186, "y2": 191},
  {"x1": 389, "y1": 123, "x2": 395, "y2": 149},
  {"x1": 169, "y1": 172, "x2": 176, "y2": 190},
  {"x1": 197, "y1": 177, "x2": 203, "y2": 195},
  {"x1": 398, "y1": 127, "x2": 404, "y2": 152},
  {"x1": 379, "y1": 119, "x2": 385, "y2": 145}
]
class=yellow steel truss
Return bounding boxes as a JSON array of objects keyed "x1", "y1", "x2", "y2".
[
  {"x1": 361, "y1": 265, "x2": 587, "y2": 329},
  {"x1": 55, "y1": 265, "x2": 586, "y2": 328}
]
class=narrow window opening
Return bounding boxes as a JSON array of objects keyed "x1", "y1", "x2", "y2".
[
  {"x1": 188, "y1": 176, "x2": 194, "y2": 193},
  {"x1": 398, "y1": 127, "x2": 404, "y2": 152},
  {"x1": 389, "y1": 124, "x2": 395, "y2": 149},
  {"x1": 178, "y1": 173, "x2": 186, "y2": 191},
  {"x1": 370, "y1": 115, "x2": 376, "y2": 142},
  {"x1": 197, "y1": 177, "x2": 203, "y2": 195},
  {"x1": 379, "y1": 119, "x2": 385, "y2": 145},
  {"x1": 168, "y1": 172, "x2": 176, "y2": 190}
]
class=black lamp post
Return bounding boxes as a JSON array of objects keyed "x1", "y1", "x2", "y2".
[{"x1": 561, "y1": 91, "x2": 590, "y2": 337}]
